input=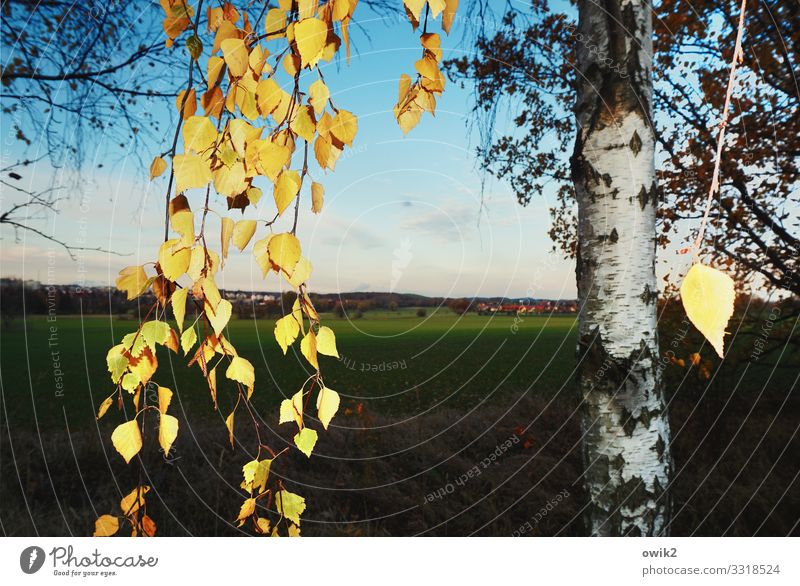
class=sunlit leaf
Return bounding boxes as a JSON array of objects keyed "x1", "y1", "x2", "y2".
[
  {"x1": 680, "y1": 263, "x2": 735, "y2": 358},
  {"x1": 111, "y1": 420, "x2": 142, "y2": 464}
]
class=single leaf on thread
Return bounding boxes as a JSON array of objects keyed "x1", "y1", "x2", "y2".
[
  {"x1": 680, "y1": 263, "x2": 735, "y2": 358},
  {"x1": 276, "y1": 490, "x2": 306, "y2": 525}
]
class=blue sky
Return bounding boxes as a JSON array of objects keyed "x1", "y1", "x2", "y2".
[{"x1": 1, "y1": 4, "x2": 580, "y2": 299}]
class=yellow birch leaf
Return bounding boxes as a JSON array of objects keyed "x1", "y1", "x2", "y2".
[
  {"x1": 300, "y1": 330, "x2": 319, "y2": 369},
  {"x1": 221, "y1": 38, "x2": 248, "y2": 77},
  {"x1": 290, "y1": 105, "x2": 316, "y2": 142},
  {"x1": 442, "y1": 0, "x2": 459, "y2": 34},
  {"x1": 276, "y1": 490, "x2": 306, "y2": 525},
  {"x1": 187, "y1": 246, "x2": 220, "y2": 282},
  {"x1": 274, "y1": 170, "x2": 301, "y2": 215},
  {"x1": 403, "y1": 0, "x2": 426, "y2": 21},
  {"x1": 287, "y1": 256, "x2": 312, "y2": 288},
  {"x1": 180, "y1": 326, "x2": 197, "y2": 354},
  {"x1": 253, "y1": 235, "x2": 273, "y2": 276},
  {"x1": 428, "y1": 0, "x2": 446, "y2": 17},
  {"x1": 279, "y1": 390, "x2": 304, "y2": 426},
  {"x1": 311, "y1": 182, "x2": 324, "y2": 213},
  {"x1": 176, "y1": 88, "x2": 197, "y2": 118},
  {"x1": 150, "y1": 156, "x2": 167, "y2": 179},
  {"x1": 226, "y1": 356, "x2": 255, "y2": 390},
  {"x1": 116, "y1": 265, "x2": 149, "y2": 300},
  {"x1": 274, "y1": 314, "x2": 300, "y2": 354},
  {"x1": 293, "y1": 427, "x2": 317, "y2": 458},
  {"x1": 157, "y1": 385, "x2": 172, "y2": 413},
  {"x1": 221, "y1": 217, "x2": 234, "y2": 264},
  {"x1": 183, "y1": 115, "x2": 217, "y2": 154},
  {"x1": 225, "y1": 410, "x2": 235, "y2": 446},
  {"x1": 232, "y1": 219, "x2": 257, "y2": 251},
  {"x1": 171, "y1": 288, "x2": 188, "y2": 332},
  {"x1": 294, "y1": 18, "x2": 328, "y2": 69},
  {"x1": 93, "y1": 515, "x2": 119, "y2": 537},
  {"x1": 308, "y1": 79, "x2": 329, "y2": 115},
  {"x1": 288, "y1": 523, "x2": 301, "y2": 537},
  {"x1": 316, "y1": 325, "x2": 339, "y2": 358},
  {"x1": 206, "y1": 298, "x2": 232, "y2": 336},
  {"x1": 111, "y1": 420, "x2": 142, "y2": 464},
  {"x1": 171, "y1": 209, "x2": 194, "y2": 247},
  {"x1": 264, "y1": 9, "x2": 286, "y2": 39},
  {"x1": 107, "y1": 344, "x2": 128, "y2": 383},
  {"x1": 258, "y1": 141, "x2": 291, "y2": 182},
  {"x1": 329, "y1": 110, "x2": 358, "y2": 146},
  {"x1": 256, "y1": 77, "x2": 283, "y2": 116},
  {"x1": 212, "y1": 160, "x2": 247, "y2": 196},
  {"x1": 158, "y1": 240, "x2": 191, "y2": 281},
  {"x1": 120, "y1": 485, "x2": 149, "y2": 516},
  {"x1": 237, "y1": 498, "x2": 256, "y2": 522},
  {"x1": 173, "y1": 153, "x2": 211, "y2": 192},
  {"x1": 96, "y1": 396, "x2": 114, "y2": 420},
  {"x1": 680, "y1": 263, "x2": 735, "y2": 358},
  {"x1": 316, "y1": 386, "x2": 340, "y2": 430},
  {"x1": 255, "y1": 518, "x2": 271, "y2": 534},
  {"x1": 268, "y1": 232, "x2": 301, "y2": 273},
  {"x1": 158, "y1": 413, "x2": 179, "y2": 456},
  {"x1": 207, "y1": 55, "x2": 225, "y2": 87}
]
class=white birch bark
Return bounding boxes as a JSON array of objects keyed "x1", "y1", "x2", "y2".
[{"x1": 571, "y1": 0, "x2": 672, "y2": 535}]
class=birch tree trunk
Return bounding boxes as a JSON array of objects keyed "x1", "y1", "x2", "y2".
[{"x1": 571, "y1": 0, "x2": 672, "y2": 536}]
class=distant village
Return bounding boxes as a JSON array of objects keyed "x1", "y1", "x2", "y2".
[{"x1": 0, "y1": 277, "x2": 578, "y2": 319}]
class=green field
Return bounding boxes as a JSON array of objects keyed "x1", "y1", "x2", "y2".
[{"x1": 0, "y1": 309, "x2": 579, "y2": 431}]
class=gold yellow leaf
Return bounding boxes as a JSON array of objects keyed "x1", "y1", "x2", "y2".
[
  {"x1": 225, "y1": 410, "x2": 235, "y2": 447},
  {"x1": 107, "y1": 344, "x2": 129, "y2": 384},
  {"x1": 276, "y1": 490, "x2": 306, "y2": 525},
  {"x1": 256, "y1": 77, "x2": 284, "y2": 117},
  {"x1": 308, "y1": 79, "x2": 329, "y2": 115},
  {"x1": 116, "y1": 265, "x2": 149, "y2": 300},
  {"x1": 264, "y1": 8, "x2": 286, "y2": 39},
  {"x1": 293, "y1": 427, "x2": 317, "y2": 458},
  {"x1": 180, "y1": 326, "x2": 197, "y2": 355},
  {"x1": 403, "y1": 0, "x2": 426, "y2": 21},
  {"x1": 253, "y1": 235, "x2": 273, "y2": 276},
  {"x1": 93, "y1": 515, "x2": 119, "y2": 537},
  {"x1": 274, "y1": 314, "x2": 300, "y2": 354},
  {"x1": 279, "y1": 390, "x2": 304, "y2": 426},
  {"x1": 187, "y1": 246, "x2": 220, "y2": 282},
  {"x1": 183, "y1": 115, "x2": 217, "y2": 154},
  {"x1": 171, "y1": 287, "x2": 188, "y2": 332},
  {"x1": 173, "y1": 153, "x2": 211, "y2": 193},
  {"x1": 237, "y1": 497, "x2": 256, "y2": 522},
  {"x1": 96, "y1": 395, "x2": 114, "y2": 420},
  {"x1": 311, "y1": 182, "x2": 324, "y2": 214},
  {"x1": 220, "y1": 217, "x2": 234, "y2": 264},
  {"x1": 207, "y1": 55, "x2": 225, "y2": 87},
  {"x1": 111, "y1": 420, "x2": 142, "y2": 464},
  {"x1": 257, "y1": 141, "x2": 291, "y2": 182},
  {"x1": 206, "y1": 298, "x2": 232, "y2": 336},
  {"x1": 226, "y1": 355, "x2": 255, "y2": 390},
  {"x1": 150, "y1": 156, "x2": 167, "y2": 179},
  {"x1": 316, "y1": 386, "x2": 340, "y2": 430},
  {"x1": 315, "y1": 325, "x2": 339, "y2": 358},
  {"x1": 294, "y1": 18, "x2": 328, "y2": 69},
  {"x1": 255, "y1": 517, "x2": 271, "y2": 534},
  {"x1": 241, "y1": 459, "x2": 271, "y2": 495},
  {"x1": 158, "y1": 413, "x2": 179, "y2": 457},
  {"x1": 120, "y1": 485, "x2": 149, "y2": 516},
  {"x1": 290, "y1": 105, "x2": 316, "y2": 142},
  {"x1": 221, "y1": 38, "x2": 249, "y2": 78},
  {"x1": 268, "y1": 232, "x2": 301, "y2": 274},
  {"x1": 157, "y1": 385, "x2": 172, "y2": 414},
  {"x1": 274, "y1": 170, "x2": 301, "y2": 215},
  {"x1": 176, "y1": 88, "x2": 197, "y2": 118},
  {"x1": 442, "y1": 0, "x2": 459, "y2": 34},
  {"x1": 213, "y1": 160, "x2": 247, "y2": 196},
  {"x1": 287, "y1": 256, "x2": 313, "y2": 288},
  {"x1": 232, "y1": 219, "x2": 257, "y2": 251},
  {"x1": 300, "y1": 330, "x2": 319, "y2": 369},
  {"x1": 170, "y1": 209, "x2": 195, "y2": 247},
  {"x1": 680, "y1": 263, "x2": 735, "y2": 358},
  {"x1": 428, "y1": 0, "x2": 447, "y2": 18},
  {"x1": 330, "y1": 110, "x2": 358, "y2": 146}
]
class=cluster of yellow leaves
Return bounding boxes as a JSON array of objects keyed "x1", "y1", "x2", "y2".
[
  {"x1": 394, "y1": 0, "x2": 458, "y2": 133},
  {"x1": 103, "y1": 0, "x2": 458, "y2": 537},
  {"x1": 93, "y1": 486, "x2": 156, "y2": 537}
]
